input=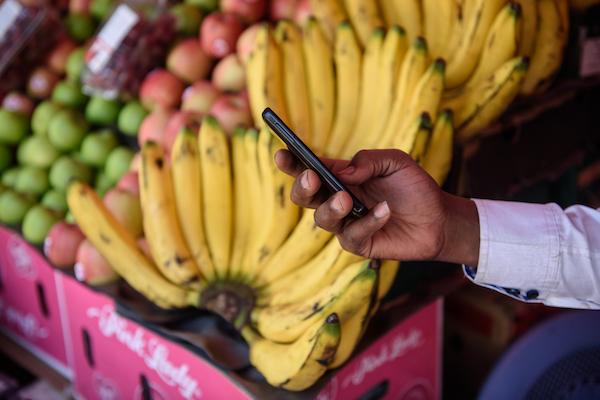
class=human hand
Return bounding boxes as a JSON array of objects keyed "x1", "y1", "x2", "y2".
[{"x1": 275, "y1": 149, "x2": 480, "y2": 265}]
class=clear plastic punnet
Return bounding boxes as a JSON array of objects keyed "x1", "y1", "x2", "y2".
[
  {"x1": 0, "y1": 0, "x2": 61, "y2": 99},
  {"x1": 81, "y1": 0, "x2": 176, "y2": 100}
]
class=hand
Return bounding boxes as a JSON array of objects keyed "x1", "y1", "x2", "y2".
[{"x1": 275, "y1": 149, "x2": 480, "y2": 265}]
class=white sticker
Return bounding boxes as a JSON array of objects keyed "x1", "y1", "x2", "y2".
[
  {"x1": 581, "y1": 37, "x2": 600, "y2": 78},
  {"x1": 0, "y1": 0, "x2": 23, "y2": 41},
  {"x1": 86, "y1": 4, "x2": 139, "y2": 73}
]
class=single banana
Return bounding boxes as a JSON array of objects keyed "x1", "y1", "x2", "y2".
[
  {"x1": 243, "y1": 314, "x2": 341, "y2": 391},
  {"x1": 252, "y1": 260, "x2": 378, "y2": 343},
  {"x1": 198, "y1": 116, "x2": 232, "y2": 277},
  {"x1": 257, "y1": 208, "x2": 333, "y2": 285},
  {"x1": 329, "y1": 301, "x2": 373, "y2": 368},
  {"x1": 423, "y1": 0, "x2": 456, "y2": 58},
  {"x1": 444, "y1": 0, "x2": 507, "y2": 88},
  {"x1": 389, "y1": 0, "x2": 423, "y2": 42},
  {"x1": 139, "y1": 141, "x2": 201, "y2": 287},
  {"x1": 378, "y1": 37, "x2": 429, "y2": 149},
  {"x1": 517, "y1": 0, "x2": 539, "y2": 56},
  {"x1": 520, "y1": 0, "x2": 568, "y2": 95},
  {"x1": 421, "y1": 110, "x2": 454, "y2": 186},
  {"x1": 67, "y1": 182, "x2": 201, "y2": 309},
  {"x1": 326, "y1": 21, "x2": 363, "y2": 158},
  {"x1": 171, "y1": 128, "x2": 216, "y2": 282},
  {"x1": 394, "y1": 112, "x2": 433, "y2": 155},
  {"x1": 274, "y1": 21, "x2": 312, "y2": 143},
  {"x1": 457, "y1": 57, "x2": 529, "y2": 141},
  {"x1": 378, "y1": 259, "x2": 400, "y2": 300},
  {"x1": 343, "y1": 0, "x2": 384, "y2": 47},
  {"x1": 303, "y1": 17, "x2": 336, "y2": 154},
  {"x1": 394, "y1": 59, "x2": 445, "y2": 152},
  {"x1": 309, "y1": 0, "x2": 347, "y2": 42},
  {"x1": 464, "y1": 2, "x2": 522, "y2": 89},
  {"x1": 340, "y1": 28, "x2": 385, "y2": 158}
]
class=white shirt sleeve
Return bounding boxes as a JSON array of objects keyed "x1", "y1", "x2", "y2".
[{"x1": 463, "y1": 199, "x2": 600, "y2": 309}]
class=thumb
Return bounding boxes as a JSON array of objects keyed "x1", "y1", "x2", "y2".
[{"x1": 337, "y1": 149, "x2": 413, "y2": 185}]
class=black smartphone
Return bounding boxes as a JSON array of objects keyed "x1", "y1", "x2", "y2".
[{"x1": 262, "y1": 107, "x2": 368, "y2": 218}]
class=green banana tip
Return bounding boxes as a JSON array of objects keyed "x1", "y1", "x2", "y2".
[
  {"x1": 203, "y1": 115, "x2": 219, "y2": 126},
  {"x1": 440, "y1": 109, "x2": 454, "y2": 123},
  {"x1": 325, "y1": 313, "x2": 340, "y2": 325},
  {"x1": 368, "y1": 259, "x2": 381, "y2": 271},
  {"x1": 143, "y1": 140, "x2": 159, "y2": 148},
  {"x1": 390, "y1": 25, "x2": 406, "y2": 36},
  {"x1": 338, "y1": 20, "x2": 352, "y2": 29},
  {"x1": 419, "y1": 112, "x2": 433, "y2": 129},
  {"x1": 414, "y1": 36, "x2": 428, "y2": 51},
  {"x1": 246, "y1": 128, "x2": 259, "y2": 139},
  {"x1": 508, "y1": 1, "x2": 522, "y2": 18},
  {"x1": 233, "y1": 127, "x2": 246, "y2": 137},
  {"x1": 373, "y1": 27, "x2": 386, "y2": 37},
  {"x1": 518, "y1": 56, "x2": 530, "y2": 71},
  {"x1": 433, "y1": 58, "x2": 446, "y2": 73}
]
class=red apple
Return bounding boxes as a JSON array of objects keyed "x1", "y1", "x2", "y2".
[
  {"x1": 138, "y1": 107, "x2": 174, "y2": 148},
  {"x1": 43, "y1": 222, "x2": 85, "y2": 268},
  {"x1": 212, "y1": 54, "x2": 246, "y2": 92},
  {"x1": 2, "y1": 92, "x2": 35, "y2": 117},
  {"x1": 269, "y1": 0, "x2": 298, "y2": 20},
  {"x1": 139, "y1": 69, "x2": 185, "y2": 111},
  {"x1": 221, "y1": 0, "x2": 266, "y2": 24},
  {"x1": 163, "y1": 111, "x2": 202, "y2": 155},
  {"x1": 236, "y1": 24, "x2": 261, "y2": 64},
  {"x1": 294, "y1": 0, "x2": 312, "y2": 25},
  {"x1": 167, "y1": 39, "x2": 213, "y2": 84},
  {"x1": 181, "y1": 80, "x2": 221, "y2": 114},
  {"x1": 116, "y1": 170, "x2": 139, "y2": 196},
  {"x1": 200, "y1": 12, "x2": 244, "y2": 59},
  {"x1": 210, "y1": 93, "x2": 252, "y2": 134},
  {"x1": 47, "y1": 38, "x2": 77, "y2": 74},
  {"x1": 103, "y1": 188, "x2": 143, "y2": 237},
  {"x1": 74, "y1": 240, "x2": 119, "y2": 286},
  {"x1": 28, "y1": 67, "x2": 60, "y2": 99},
  {"x1": 69, "y1": 0, "x2": 91, "y2": 14}
]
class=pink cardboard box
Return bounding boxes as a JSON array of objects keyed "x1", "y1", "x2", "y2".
[
  {"x1": 60, "y1": 270, "x2": 442, "y2": 400},
  {"x1": 0, "y1": 226, "x2": 70, "y2": 377}
]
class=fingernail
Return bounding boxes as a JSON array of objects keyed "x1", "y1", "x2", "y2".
[
  {"x1": 301, "y1": 171, "x2": 310, "y2": 189},
  {"x1": 374, "y1": 201, "x2": 390, "y2": 219},
  {"x1": 339, "y1": 166, "x2": 355, "y2": 175},
  {"x1": 330, "y1": 195, "x2": 344, "y2": 213}
]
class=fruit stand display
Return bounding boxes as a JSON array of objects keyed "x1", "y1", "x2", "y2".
[{"x1": 0, "y1": 0, "x2": 598, "y2": 398}]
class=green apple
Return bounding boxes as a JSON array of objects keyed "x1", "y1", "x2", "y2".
[
  {"x1": 94, "y1": 170, "x2": 114, "y2": 197},
  {"x1": 66, "y1": 48, "x2": 86, "y2": 82},
  {"x1": 90, "y1": 0, "x2": 115, "y2": 21},
  {"x1": 65, "y1": 13, "x2": 96, "y2": 43},
  {"x1": 49, "y1": 156, "x2": 92, "y2": 193},
  {"x1": 41, "y1": 190, "x2": 68, "y2": 216},
  {"x1": 52, "y1": 80, "x2": 87, "y2": 108},
  {"x1": 185, "y1": 0, "x2": 217, "y2": 12},
  {"x1": 169, "y1": 3, "x2": 203, "y2": 35},
  {"x1": 14, "y1": 166, "x2": 49, "y2": 196},
  {"x1": 48, "y1": 109, "x2": 89, "y2": 152},
  {"x1": 65, "y1": 210, "x2": 76, "y2": 224},
  {"x1": 32, "y1": 101, "x2": 63, "y2": 136},
  {"x1": 0, "y1": 109, "x2": 29, "y2": 145},
  {"x1": 22, "y1": 205, "x2": 61, "y2": 245},
  {"x1": 79, "y1": 129, "x2": 118, "y2": 167},
  {"x1": 2, "y1": 167, "x2": 20, "y2": 188},
  {"x1": 105, "y1": 147, "x2": 134, "y2": 184},
  {"x1": 0, "y1": 144, "x2": 13, "y2": 172},
  {"x1": 0, "y1": 190, "x2": 34, "y2": 225},
  {"x1": 117, "y1": 101, "x2": 147, "y2": 136},
  {"x1": 17, "y1": 136, "x2": 60, "y2": 168},
  {"x1": 85, "y1": 96, "x2": 122, "y2": 125}
]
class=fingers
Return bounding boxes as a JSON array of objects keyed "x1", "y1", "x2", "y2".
[
  {"x1": 290, "y1": 169, "x2": 326, "y2": 209},
  {"x1": 274, "y1": 149, "x2": 304, "y2": 177},
  {"x1": 313, "y1": 191, "x2": 354, "y2": 232},
  {"x1": 336, "y1": 201, "x2": 391, "y2": 257},
  {"x1": 340, "y1": 149, "x2": 414, "y2": 186}
]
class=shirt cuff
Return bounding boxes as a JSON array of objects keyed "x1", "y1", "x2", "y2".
[{"x1": 471, "y1": 199, "x2": 562, "y2": 291}]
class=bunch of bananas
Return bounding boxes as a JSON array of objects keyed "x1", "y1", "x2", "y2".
[
  {"x1": 288, "y1": 0, "x2": 569, "y2": 144},
  {"x1": 66, "y1": 116, "x2": 402, "y2": 391}
]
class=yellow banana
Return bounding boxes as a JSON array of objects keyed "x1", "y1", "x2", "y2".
[
  {"x1": 379, "y1": 37, "x2": 429, "y2": 149},
  {"x1": 520, "y1": 0, "x2": 568, "y2": 95},
  {"x1": 342, "y1": 0, "x2": 384, "y2": 47},
  {"x1": 394, "y1": 59, "x2": 445, "y2": 152},
  {"x1": 198, "y1": 116, "x2": 232, "y2": 277},
  {"x1": 423, "y1": 0, "x2": 456, "y2": 58},
  {"x1": 456, "y1": 57, "x2": 529, "y2": 141},
  {"x1": 378, "y1": 259, "x2": 400, "y2": 300},
  {"x1": 329, "y1": 300, "x2": 373, "y2": 368},
  {"x1": 303, "y1": 17, "x2": 335, "y2": 154},
  {"x1": 441, "y1": 0, "x2": 467, "y2": 63},
  {"x1": 139, "y1": 141, "x2": 201, "y2": 287},
  {"x1": 67, "y1": 182, "x2": 201, "y2": 309},
  {"x1": 243, "y1": 314, "x2": 341, "y2": 391},
  {"x1": 252, "y1": 260, "x2": 378, "y2": 343},
  {"x1": 517, "y1": 0, "x2": 539, "y2": 56},
  {"x1": 326, "y1": 21, "x2": 363, "y2": 158},
  {"x1": 171, "y1": 128, "x2": 216, "y2": 282},
  {"x1": 389, "y1": 0, "x2": 423, "y2": 42},
  {"x1": 394, "y1": 112, "x2": 433, "y2": 155},
  {"x1": 410, "y1": 123, "x2": 433, "y2": 163},
  {"x1": 274, "y1": 21, "x2": 312, "y2": 143},
  {"x1": 444, "y1": 0, "x2": 507, "y2": 88},
  {"x1": 340, "y1": 28, "x2": 385, "y2": 158},
  {"x1": 309, "y1": 0, "x2": 347, "y2": 42},
  {"x1": 422, "y1": 110, "x2": 454, "y2": 186}
]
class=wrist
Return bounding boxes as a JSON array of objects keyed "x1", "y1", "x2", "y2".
[{"x1": 437, "y1": 193, "x2": 480, "y2": 266}]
